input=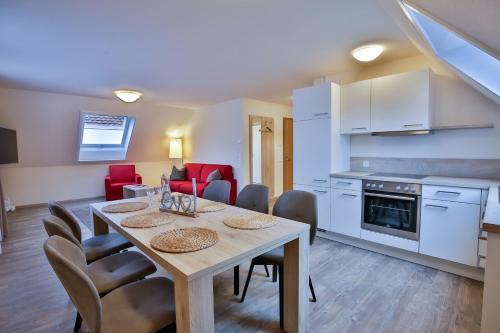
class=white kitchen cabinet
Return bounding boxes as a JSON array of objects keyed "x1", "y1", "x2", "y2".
[
  {"x1": 330, "y1": 188, "x2": 361, "y2": 238},
  {"x1": 294, "y1": 184, "x2": 331, "y2": 231},
  {"x1": 419, "y1": 199, "x2": 480, "y2": 266},
  {"x1": 340, "y1": 80, "x2": 371, "y2": 134},
  {"x1": 293, "y1": 118, "x2": 331, "y2": 187},
  {"x1": 293, "y1": 83, "x2": 332, "y2": 121},
  {"x1": 371, "y1": 69, "x2": 431, "y2": 132}
]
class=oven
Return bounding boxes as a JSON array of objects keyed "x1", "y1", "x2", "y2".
[{"x1": 362, "y1": 180, "x2": 422, "y2": 241}]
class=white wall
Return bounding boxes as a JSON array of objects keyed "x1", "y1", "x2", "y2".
[{"x1": 0, "y1": 87, "x2": 194, "y2": 205}]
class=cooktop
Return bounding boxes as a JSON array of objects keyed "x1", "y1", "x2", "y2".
[{"x1": 369, "y1": 172, "x2": 428, "y2": 180}]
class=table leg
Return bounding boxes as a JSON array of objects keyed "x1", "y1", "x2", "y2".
[
  {"x1": 283, "y1": 231, "x2": 309, "y2": 333},
  {"x1": 175, "y1": 274, "x2": 214, "y2": 333},
  {"x1": 92, "y1": 211, "x2": 109, "y2": 236}
]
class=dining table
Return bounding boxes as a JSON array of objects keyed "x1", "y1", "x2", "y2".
[{"x1": 90, "y1": 195, "x2": 310, "y2": 333}]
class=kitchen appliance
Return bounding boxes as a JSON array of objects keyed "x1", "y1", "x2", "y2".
[{"x1": 362, "y1": 179, "x2": 422, "y2": 240}]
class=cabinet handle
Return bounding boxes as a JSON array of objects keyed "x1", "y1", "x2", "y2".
[
  {"x1": 436, "y1": 191, "x2": 460, "y2": 196},
  {"x1": 313, "y1": 179, "x2": 328, "y2": 183},
  {"x1": 313, "y1": 190, "x2": 328, "y2": 194},
  {"x1": 313, "y1": 112, "x2": 328, "y2": 117},
  {"x1": 336, "y1": 181, "x2": 352, "y2": 185},
  {"x1": 352, "y1": 127, "x2": 367, "y2": 130},
  {"x1": 341, "y1": 193, "x2": 357, "y2": 198},
  {"x1": 404, "y1": 124, "x2": 423, "y2": 127},
  {"x1": 425, "y1": 204, "x2": 449, "y2": 210}
]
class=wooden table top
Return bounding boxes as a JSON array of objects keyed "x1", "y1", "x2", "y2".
[{"x1": 90, "y1": 195, "x2": 309, "y2": 280}]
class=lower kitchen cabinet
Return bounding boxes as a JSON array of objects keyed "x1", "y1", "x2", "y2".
[
  {"x1": 331, "y1": 188, "x2": 361, "y2": 238},
  {"x1": 294, "y1": 184, "x2": 331, "y2": 231},
  {"x1": 419, "y1": 198, "x2": 480, "y2": 266}
]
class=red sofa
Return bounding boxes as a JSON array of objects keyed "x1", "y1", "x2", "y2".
[
  {"x1": 169, "y1": 163, "x2": 237, "y2": 204},
  {"x1": 105, "y1": 165, "x2": 142, "y2": 201}
]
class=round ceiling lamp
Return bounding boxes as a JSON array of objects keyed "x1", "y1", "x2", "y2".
[
  {"x1": 114, "y1": 90, "x2": 143, "y2": 103},
  {"x1": 351, "y1": 44, "x2": 384, "y2": 62}
]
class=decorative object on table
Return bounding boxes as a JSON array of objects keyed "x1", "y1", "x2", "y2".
[
  {"x1": 223, "y1": 213, "x2": 277, "y2": 230},
  {"x1": 102, "y1": 201, "x2": 149, "y2": 213},
  {"x1": 105, "y1": 165, "x2": 142, "y2": 201},
  {"x1": 169, "y1": 165, "x2": 186, "y2": 181},
  {"x1": 159, "y1": 179, "x2": 199, "y2": 217},
  {"x1": 121, "y1": 212, "x2": 175, "y2": 228},
  {"x1": 150, "y1": 227, "x2": 218, "y2": 253},
  {"x1": 168, "y1": 163, "x2": 238, "y2": 204},
  {"x1": 197, "y1": 201, "x2": 226, "y2": 213}
]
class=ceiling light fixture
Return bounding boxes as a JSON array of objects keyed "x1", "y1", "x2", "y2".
[
  {"x1": 352, "y1": 45, "x2": 384, "y2": 62},
  {"x1": 114, "y1": 90, "x2": 143, "y2": 103}
]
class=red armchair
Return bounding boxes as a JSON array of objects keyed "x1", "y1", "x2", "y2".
[
  {"x1": 105, "y1": 165, "x2": 142, "y2": 201},
  {"x1": 169, "y1": 163, "x2": 237, "y2": 204}
]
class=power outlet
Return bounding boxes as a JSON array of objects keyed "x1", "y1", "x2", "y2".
[{"x1": 362, "y1": 160, "x2": 370, "y2": 168}]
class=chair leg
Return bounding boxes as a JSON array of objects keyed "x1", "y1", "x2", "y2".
[
  {"x1": 264, "y1": 264, "x2": 270, "y2": 277},
  {"x1": 272, "y1": 265, "x2": 278, "y2": 282},
  {"x1": 278, "y1": 265, "x2": 284, "y2": 328},
  {"x1": 74, "y1": 312, "x2": 82, "y2": 332},
  {"x1": 233, "y1": 265, "x2": 240, "y2": 295},
  {"x1": 240, "y1": 261, "x2": 255, "y2": 303},
  {"x1": 309, "y1": 276, "x2": 317, "y2": 302}
]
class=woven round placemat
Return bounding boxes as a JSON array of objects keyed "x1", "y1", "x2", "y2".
[
  {"x1": 102, "y1": 202, "x2": 149, "y2": 213},
  {"x1": 197, "y1": 201, "x2": 226, "y2": 213},
  {"x1": 223, "y1": 213, "x2": 277, "y2": 230},
  {"x1": 120, "y1": 212, "x2": 174, "y2": 228},
  {"x1": 150, "y1": 227, "x2": 218, "y2": 253}
]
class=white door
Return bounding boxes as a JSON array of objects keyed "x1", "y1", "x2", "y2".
[
  {"x1": 293, "y1": 83, "x2": 332, "y2": 121},
  {"x1": 293, "y1": 118, "x2": 331, "y2": 187},
  {"x1": 419, "y1": 199, "x2": 480, "y2": 266},
  {"x1": 293, "y1": 184, "x2": 331, "y2": 231},
  {"x1": 340, "y1": 80, "x2": 371, "y2": 134},
  {"x1": 371, "y1": 69, "x2": 430, "y2": 132},
  {"x1": 331, "y1": 188, "x2": 361, "y2": 237}
]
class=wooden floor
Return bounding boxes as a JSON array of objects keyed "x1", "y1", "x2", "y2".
[{"x1": 0, "y1": 199, "x2": 483, "y2": 333}]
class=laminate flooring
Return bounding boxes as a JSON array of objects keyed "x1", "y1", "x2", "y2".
[{"x1": 0, "y1": 199, "x2": 483, "y2": 333}]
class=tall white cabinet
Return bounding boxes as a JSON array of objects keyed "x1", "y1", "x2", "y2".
[{"x1": 293, "y1": 83, "x2": 350, "y2": 231}]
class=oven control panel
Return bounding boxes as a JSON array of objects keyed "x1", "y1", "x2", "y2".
[{"x1": 363, "y1": 180, "x2": 422, "y2": 195}]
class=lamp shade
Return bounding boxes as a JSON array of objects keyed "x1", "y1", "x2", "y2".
[{"x1": 169, "y1": 138, "x2": 183, "y2": 159}]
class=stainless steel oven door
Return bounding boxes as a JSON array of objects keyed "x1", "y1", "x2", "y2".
[{"x1": 362, "y1": 191, "x2": 421, "y2": 241}]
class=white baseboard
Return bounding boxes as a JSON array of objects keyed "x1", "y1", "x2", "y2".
[{"x1": 318, "y1": 230, "x2": 484, "y2": 282}]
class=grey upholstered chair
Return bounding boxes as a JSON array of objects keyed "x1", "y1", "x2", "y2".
[
  {"x1": 232, "y1": 184, "x2": 270, "y2": 295},
  {"x1": 48, "y1": 200, "x2": 132, "y2": 262},
  {"x1": 43, "y1": 216, "x2": 158, "y2": 332},
  {"x1": 240, "y1": 190, "x2": 318, "y2": 328},
  {"x1": 44, "y1": 236, "x2": 175, "y2": 333},
  {"x1": 202, "y1": 180, "x2": 231, "y2": 204}
]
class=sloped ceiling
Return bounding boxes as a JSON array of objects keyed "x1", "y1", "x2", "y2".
[{"x1": 0, "y1": 0, "x2": 419, "y2": 108}]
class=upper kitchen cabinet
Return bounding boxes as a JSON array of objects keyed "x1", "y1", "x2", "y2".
[
  {"x1": 340, "y1": 80, "x2": 371, "y2": 134},
  {"x1": 371, "y1": 69, "x2": 431, "y2": 132},
  {"x1": 293, "y1": 83, "x2": 333, "y2": 121}
]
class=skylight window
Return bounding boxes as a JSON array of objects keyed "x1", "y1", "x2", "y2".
[
  {"x1": 77, "y1": 112, "x2": 135, "y2": 162},
  {"x1": 401, "y1": 1, "x2": 500, "y2": 98}
]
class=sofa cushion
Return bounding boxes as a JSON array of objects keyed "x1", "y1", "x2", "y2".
[
  {"x1": 178, "y1": 182, "x2": 207, "y2": 197},
  {"x1": 168, "y1": 180, "x2": 185, "y2": 192},
  {"x1": 206, "y1": 169, "x2": 221, "y2": 182},
  {"x1": 170, "y1": 166, "x2": 186, "y2": 181},
  {"x1": 200, "y1": 164, "x2": 233, "y2": 182},
  {"x1": 184, "y1": 163, "x2": 204, "y2": 182},
  {"x1": 109, "y1": 165, "x2": 136, "y2": 183}
]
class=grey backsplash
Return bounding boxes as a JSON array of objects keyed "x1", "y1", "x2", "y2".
[{"x1": 351, "y1": 157, "x2": 500, "y2": 180}]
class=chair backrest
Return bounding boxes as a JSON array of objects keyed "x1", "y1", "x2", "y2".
[
  {"x1": 43, "y1": 215, "x2": 83, "y2": 250},
  {"x1": 109, "y1": 165, "x2": 135, "y2": 183},
  {"x1": 47, "y1": 200, "x2": 82, "y2": 242},
  {"x1": 235, "y1": 184, "x2": 269, "y2": 214},
  {"x1": 203, "y1": 180, "x2": 231, "y2": 204},
  {"x1": 44, "y1": 236, "x2": 102, "y2": 333},
  {"x1": 272, "y1": 190, "x2": 317, "y2": 245}
]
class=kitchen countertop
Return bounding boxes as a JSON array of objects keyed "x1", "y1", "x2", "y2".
[{"x1": 331, "y1": 171, "x2": 500, "y2": 233}]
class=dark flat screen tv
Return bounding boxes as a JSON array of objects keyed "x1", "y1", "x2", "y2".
[{"x1": 0, "y1": 127, "x2": 19, "y2": 164}]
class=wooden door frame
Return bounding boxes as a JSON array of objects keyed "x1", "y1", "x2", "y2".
[{"x1": 283, "y1": 117, "x2": 293, "y2": 192}]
